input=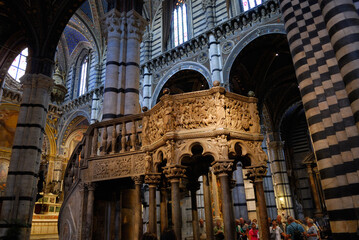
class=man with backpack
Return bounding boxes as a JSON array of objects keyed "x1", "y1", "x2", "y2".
[{"x1": 285, "y1": 217, "x2": 305, "y2": 240}]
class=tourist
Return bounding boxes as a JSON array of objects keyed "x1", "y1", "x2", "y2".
[
  {"x1": 276, "y1": 215, "x2": 286, "y2": 238},
  {"x1": 269, "y1": 220, "x2": 285, "y2": 240},
  {"x1": 214, "y1": 219, "x2": 225, "y2": 240},
  {"x1": 268, "y1": 217, "x2": 272, "y2": 227},
  {"x1": 248, "y1": 223, "x2": 259, "y2": 240},
  {"x1": 199, "y1": 218, "x2": 206, "y2": 240},
  {"x1": 286, "y1": 216, "x2": 304, "y2": 240},
  {"x1": 142, "y1": 232, "x2": 158, "y2": 240},
  {"x1": 306, "y1": 218, "x2": 318, "y2": 240},
  {"x1": 237, "y1": 218, "x2": 248, "y2": 240}
]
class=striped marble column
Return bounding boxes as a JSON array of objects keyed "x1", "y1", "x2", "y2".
[
  {"x1": 280, "y1": 0, "x2": 359, "y2": 238},
  {"x1": 208, "y1": 34, "x2": 223, "y2": 85},
  {"x1": 124, "y1": 10, "x2": 146, "y2": 115},
  {"x1": 319, "y1": 0, "x2": 359, "y2": 129},
  {"x1": 232, "y1": 162, "x2": 248, "y2": 220},
  {"x1": 0, "y1": 73, "x2": 53, "y2": 239},
  {"x1": 202, "y1": 0, "x2": 216, "y2": 29},
  {"x1": 266, "y1": 135, "x2": 295, "y2": 218},
  {"x1": 142, "y1": 32, "x2": 153, "y2": 109},
  {"x1": 102, "y1": 9, "x2": 123, "y2": 120}
]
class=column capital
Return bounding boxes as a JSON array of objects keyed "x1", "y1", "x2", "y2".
[
  {"x1": 212, "y1": 160, "x2": 233, "y2": 176},
  {"x1": 145, "y1": 173, "x2": 161, "y2": 186},
  {"x1": 163, "y1": 165, "x2": 187, "y2": 181},
  {"x1": 132, "y1": 175, "x2": 144, "y2": 185},
  {"x1": 86, "y1": 182, "x2": 97, "y2": 191},
  {"x1": 246, "y1": 166, "x2": 267, "y2": 183},
  {"x1": 102, "y1": 9, "x2": 125, "y2": 38},
  {"x1": 20, "y1": 73, "x2": 54, "y2": 92},
  {"x1": 126, "y1": 9, "x2": 147, "y2": 41}
]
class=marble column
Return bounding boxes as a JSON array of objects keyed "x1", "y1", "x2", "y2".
[
  {"x1": 208, "y1": 33, "x2": 223, "y2": 85},
  {"x1": 164, "y1": 165, "x2": 187, "y2": 240},
  {"x1": 86, "y1": 183, "x2": 96, "y2": 240},
  {"x1": 232, "y1": 162, "x2": 248, "y2": 220},
  {"x1": 189, "y1": 181, "x2": 200, "y2": 240},
  {"x1": 142, "y1": 32, "x2": 153, "y2": 108},
  {"x1": 267, "y1": 136, "x2": 295, "y2": 218},
  {"x1": 212, "y1": 161, "x2": 235, "y2": 240},
  {"x1": 305, "y1": 163, "x2": 323, "y2": 217},
  {"x1": 202, "y1": 173, "x2": 214, "y2": 240},
  {"x1": 160, "y1": 186, "x2": 168, "y2": 233},
  {"x1": 247, "y1": 166, "x2": 269, "y2": 240},
  {"x1": 0, "y1": 73, "x2": 53, "y2": 239},
  {"x1": 145, "y1": 173, "x2": 161, "y2": 235},
  {"x1": 202, "y1": 0, "x2": 216, "y2": 29},
  {"x1": 102, "y1": 9, "x2": 123, "y2": 119},
  {"x1": 132, "y1": 176, "x2": 144, "y2": 239},
  {"x1": 124, "y1": 10, "x2": 147, "y2": 115}
]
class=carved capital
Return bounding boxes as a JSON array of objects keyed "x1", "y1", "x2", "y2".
[
  {"x1": 246, "y1": 166, "x2": 267, "y2": 183},
  {"x1": 102, "y1": 9, "x2": 125, "y2": 38},
  {"x1": 202, "y1": 0, "x2": 216, "y2": 10},
  {"x1": 132, "y1": 175, "x2": 144, "y2": 185},
  {"x1": 164, "y1": 165, "x2": 187, "y2": 181},
  {"x1": 126, "y1": 10, "x2": 147, "y2": 41},
  {"x1": 145, "y1": 173, "x2": 161, "y2": 186},
  {"x1": 212, "y1": 160, "x2": 233, "y2": 176}
]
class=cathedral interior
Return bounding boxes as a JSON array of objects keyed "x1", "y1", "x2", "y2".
[{"x1": 0, "y1": 0, "x2": 359, "y2": 239}]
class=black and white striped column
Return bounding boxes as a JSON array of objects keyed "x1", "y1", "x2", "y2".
[
  {"x1": 319, "y1": 0, "x2": 359, "y2": 129},
  {"x1": 280, "y1": 0, "x2": 359, "y2": 238},
  {"x1": 208, "y1": 33, "x2": 223, "y2": 85},
  {"x1": 102, "y1": 9, "x2": 123, "y2": 120},
  {"x1": 267, "y1": 136, "x2": 294, "y2": 218},
  {"x1": 142, "y1": 32, "x2": 153, "y2": 109},
  {"x1": 202, "y1": 0, "x2": 216, "y2": 29},
  {"x1": 232, "y1": 163, "x2": 248, "y2": 220},
  {"x1": 0, "y1": 73, "x2": 53, "y2": 238},
  {"x1": 124, "y1": 10, "x2": 146, "y2": 115}
]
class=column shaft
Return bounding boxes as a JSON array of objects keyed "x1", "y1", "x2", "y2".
[
  {"x1": 232, "y1": 163, "x2": 248, "y2": 220},
  {"x1": 134, "y1": 180, "x2": 143, "y2": 239},
  {"x1": 0, "y1": 73, "x2": 53, "y2": 239},
  {"x1": 218, "y1": 174, "x2": 235, "y2": 240},
  {"x1": 191, "y1": 188, "x2": 200, "y2": 240},
  {"x1": 208, "y1": 34, "x2": 222, "y2": 84},
  {"x1": 160, "y1": 187, "x2": 168, "y2": 233},
  {"x1": 86, "y1": 184, "x2": 95, "y2": 240},
  {"x1": 171, "y1": 180, "x2": 182, "y2": 240},
  {"x1": 254, "y1": 180, "x2": 269, "y2": 240},
  {"x1": 148, "y1": 185, "x2": 157, "y2": 234},
  {"x1": 306, "y1": 165, "x2": 322, "y2": 216},
  {"x1": 202, "y1": 174, "x2": 214, "y2": 240}
]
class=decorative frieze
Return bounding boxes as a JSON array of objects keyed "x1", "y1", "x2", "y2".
[{"x1": 90, "y1": 152, "x2": 146, "y2": 181}]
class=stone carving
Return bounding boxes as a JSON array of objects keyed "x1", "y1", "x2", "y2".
[
  {"x1": 132, "y1": 175, "x2": 144, "y2": 185},
  {"x1": 142, "y1": 88, "x2": 261, "y2": 145},
  {"x1": 92, "y1": 153, "x2": 145, "y2": 181},
  {"x1": 197, "y1": 52, "x2": 209, "y2": 63},
  {"x1": 144, "y1": 173, "x2": 161, "y2": 185},
  {"x1": 103, "y1": 10, "x2": 124, "y2": 37},
  {"x1": 246, "y1": 166, "x2": 267, "y2": 182},
  {"x1": 222, "y1": 41, "x2": 234, "y2": 54},
  {"x1": 164, "y1": 165, "x2": 187, "y2": 179},
  {"x1": 212, "y1": 161, "x2": 234, "y2": 176}
]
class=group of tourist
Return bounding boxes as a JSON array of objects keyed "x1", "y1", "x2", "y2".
[
  {"x1": 234, "y1": 215, "x2": 322, "y2": 240},
  {"x1": 141, "y1": 215, "x2": 323, "y2": 240}
]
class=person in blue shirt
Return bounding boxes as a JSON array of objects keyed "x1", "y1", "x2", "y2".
[{"x1": 285, "y1": 217, "x2": 305, "y2": 240}]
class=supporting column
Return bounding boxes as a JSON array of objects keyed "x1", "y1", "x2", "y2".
[
  {"x1": 145, "y1": 173, "x2": 161, "y2": 235},
  {"x1": 164, "y1": 165, "x2": 187, "y2": 240},
  {"x1": 267, "y1": 135, "x2": 294, "y2": 218},
  {"x1": 189, "y1": 181, "x2": 200, "y2": 240},
  {"x1": 202, "y1": 0, "x2": 216, "y2": 29},
  {"x1": 232, "y1": 162, "x2": 248, "y2": 220},
  {"x1": 319, "y1": 0, "x2": 359, "y2": 129},
  {"x1": 208, "y1": 33, "x2": 223, "y2": 85},
  {"x1": 124, "y1": 10, "x2": 147, "y2": 115},
  {"x1": 102, "y1": 9, "x2": 122, "y2": 120},
  {"x1": 212, "y1": 161, "x2": 235, "y2": 240},
  {"x1": 86, "y1": 183, "x2": 96, "y2": 240},
  {"x1": 202, "y1": 173, "x2": 214, "y2": 240},
  {"x1": 132, "y1": 176, "x2": 144, "y2": 239},
  {"x1": 304, "y1": 162, "x2": 323, "y2": 217},
  {"x1": 246, "y1": 166, "x2": 269, "y2": 240},
  {"x1": 160, "y1": 185, "x2": 168, "y2": 233},
  {"x1": 0, "y1": 73, "x2": 53, "y2": 239}
]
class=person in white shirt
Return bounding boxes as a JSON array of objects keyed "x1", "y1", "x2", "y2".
[{"x1": 269, "y1": 220, "x2": 285, "y2": 240}]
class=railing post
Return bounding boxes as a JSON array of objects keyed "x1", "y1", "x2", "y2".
[
  {"x1": 91, "y1": 128, "x2": 98, "y2": 157},
  {"x1": 131, "y1": 120, "x2": 136, "y2": 151},
  {"x1": 101, "y1": 127, "x2": 107, "y2": 155},
  {"x1": 121, "y1": 122, "x2": 126, "y2": 153},
  {"x1": 111, "y1": 124, "x2": 117, "y2": 154}
]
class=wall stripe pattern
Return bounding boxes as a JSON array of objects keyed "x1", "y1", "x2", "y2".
[
  {"x1": 280, "y1": 0, "x2": 359, "y2": 238},
  {"x1": 319, "y1": 0, "x2": 359, "y2": 129}
]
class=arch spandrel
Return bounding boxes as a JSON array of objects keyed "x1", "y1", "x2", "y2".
[{"x1": 228, "y1": 139, "x2": 268, "y2": 166}]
